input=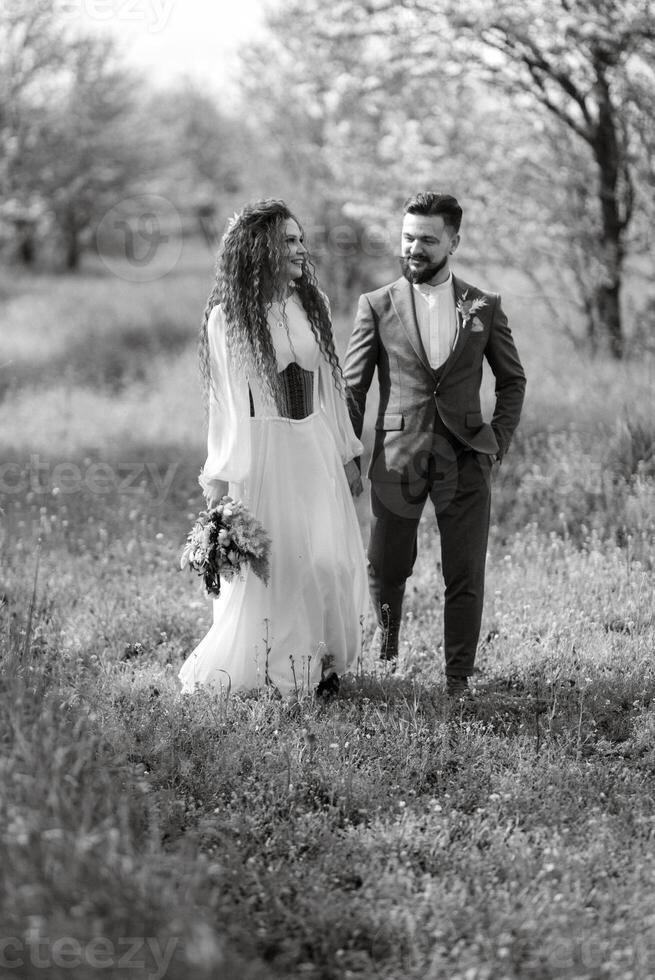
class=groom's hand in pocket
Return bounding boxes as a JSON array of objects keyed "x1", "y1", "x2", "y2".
[{"x1": 344, "y1": 459, "x2": 363, "y2": 497}]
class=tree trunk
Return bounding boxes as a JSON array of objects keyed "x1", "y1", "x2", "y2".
[
  {"x1": 13, "y1": 219, "x2": 36, "y2": 265},
  {"x1": 582, "y1": 293, "x2": 599, "y2": 355},
  {"x1": 65, "y1": 226, "x2": 80, "y2": 270},
  {"x1": 593, "y1": 65, "x2": 625, "y2": 359},
  {"x1": 594, "y1": 281, "x2": 622, "y2": 358}
]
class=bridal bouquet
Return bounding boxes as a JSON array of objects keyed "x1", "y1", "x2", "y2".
[{"x1": 180, "y1": 497, "x2": 271, "y2": 597}]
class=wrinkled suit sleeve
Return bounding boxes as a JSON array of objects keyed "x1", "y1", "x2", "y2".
[
  {"x1": 343, "y1": 293, "x2": 379, "y2": 440},
  {"x1": 484, "y1": 294, "x2": 526, "y2": 460},
  {"x1": 318, "y1": 357, "x2": 363, "y2": 463}
]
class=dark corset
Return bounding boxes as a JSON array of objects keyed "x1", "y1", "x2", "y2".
[
  {"x1": 279, "y1": 362, "x2": 314, "y2": 419},
  {"x1": 249, "y1": 362, "x2": 314, "y2": 419}
]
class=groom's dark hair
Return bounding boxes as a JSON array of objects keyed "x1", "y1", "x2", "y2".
[{"x1": 404, "y1": 192, "x2": 463, "y2": 233}]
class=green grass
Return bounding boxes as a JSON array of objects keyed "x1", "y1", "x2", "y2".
[{"x1": 2, "y1": 245, "x2": 655, "y2": 979}]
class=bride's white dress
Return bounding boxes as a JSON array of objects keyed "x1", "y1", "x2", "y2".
[{"x1": 179, "y1": 295, "x2": 368, "y2": 695}]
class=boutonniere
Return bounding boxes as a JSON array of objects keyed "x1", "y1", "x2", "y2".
[{"x1": 456, "y1": 291, "x2": 487, "y2": 330}]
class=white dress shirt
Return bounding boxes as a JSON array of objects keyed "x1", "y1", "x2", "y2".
[{"x1": 413, "y1": 273, "x2": 458, "y2": 369}]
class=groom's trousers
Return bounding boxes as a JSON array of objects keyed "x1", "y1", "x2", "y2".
[{"x1": 367, "y1": 437, "x2": 492, "y2": 678}]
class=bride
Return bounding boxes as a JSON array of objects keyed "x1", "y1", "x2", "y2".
[{"x1": 179, "y1": 199, "x2": 368, "y2": 696}]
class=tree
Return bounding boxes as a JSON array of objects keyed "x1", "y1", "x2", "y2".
[
  {"x1": 0, "y1": 0, "x2": 69, "y2": 262},
  {"x1": 237, "y1": 6, "x2": 554, "y2": 311},
  {"x1": 1, "y1": 3, "x2": 160, "y2": 270},
  {"x1": 143, "y1": 82, "x2": 254, "y2": 247},
  {"x1": 432, "y1": 0, "x2": 655, "y2": 357},
  {"x1": 243, "y1": 0, "x2": 655, "y2": 356},
  {"x1": 32, "y1": 34, "x2": 152, "y2": 269},
  {"x1": 237, "y1": 10, "x2": 488, "y2": 307}
]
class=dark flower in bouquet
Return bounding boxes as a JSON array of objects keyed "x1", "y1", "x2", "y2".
[{"x1": 180, "y1": 497, "x2": 271, "y2": 597}]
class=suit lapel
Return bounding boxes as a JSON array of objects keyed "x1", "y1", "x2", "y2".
[
  {"x1": 389, "y1": 278, "x2": 434, "y2": 377},
  {"x1": 436, "y1": 274, "x2": 472, "y2": 384}
]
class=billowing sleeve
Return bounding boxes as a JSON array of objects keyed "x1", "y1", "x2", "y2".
[
  {"x1": 318, "y1": 357, "x2": 363, "y2": 464},
  {"x1": 199, "y1": 305, "x2": 251, "y2": 490}
]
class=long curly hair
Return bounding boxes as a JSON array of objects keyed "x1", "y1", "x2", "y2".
[{"x1": 199, "y1": 198, "x2": 344, "y2": 415}]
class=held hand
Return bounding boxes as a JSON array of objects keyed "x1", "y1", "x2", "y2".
[
  {"x1": 204, "y1": 480, "x2": 229, "y2": 509},
  {"x1": 344, "y1": 459, "x2": 363, "y2": 497}
]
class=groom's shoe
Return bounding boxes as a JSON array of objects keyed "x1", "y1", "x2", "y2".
[
  {"x1": 446, "y1": 674, "x2": 472, "y2": 699},
  {"x1": 370, "y1": 622, "x2": 399, "y2": 666}
]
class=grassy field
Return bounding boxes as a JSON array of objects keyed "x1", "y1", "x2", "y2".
[{"x1": 2, "y1": 240, "x2": 655, "y2": 979}]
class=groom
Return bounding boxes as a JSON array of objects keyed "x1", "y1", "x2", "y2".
[{"x1": 344, "y1": 192, "x2": 526, "y2": 695}]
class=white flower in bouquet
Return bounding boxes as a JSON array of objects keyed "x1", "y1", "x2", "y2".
[{"x1": 180, "y1": 496, "x2": 271, "y2": 597}]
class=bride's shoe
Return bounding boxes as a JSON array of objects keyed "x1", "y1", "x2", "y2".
[{"x1": 316, "y1": 671, "x2": 340, "y2": 699}]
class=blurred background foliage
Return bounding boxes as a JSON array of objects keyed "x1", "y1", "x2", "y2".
[{"x1": 1, "y1": 0, "x2": 655, "y2": 358}]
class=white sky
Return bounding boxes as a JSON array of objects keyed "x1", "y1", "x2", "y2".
[{"x1": 63, "y1": 0, "x2": 273, "y2": 93}]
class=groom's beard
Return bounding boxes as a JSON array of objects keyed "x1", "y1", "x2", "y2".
[{"x1": 400, "y1": 253, "x2": 448, "y2": 284}]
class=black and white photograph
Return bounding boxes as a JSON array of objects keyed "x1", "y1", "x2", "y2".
[{"x1": 2, "y1": 0, "x2": 655, "y2": 977}]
